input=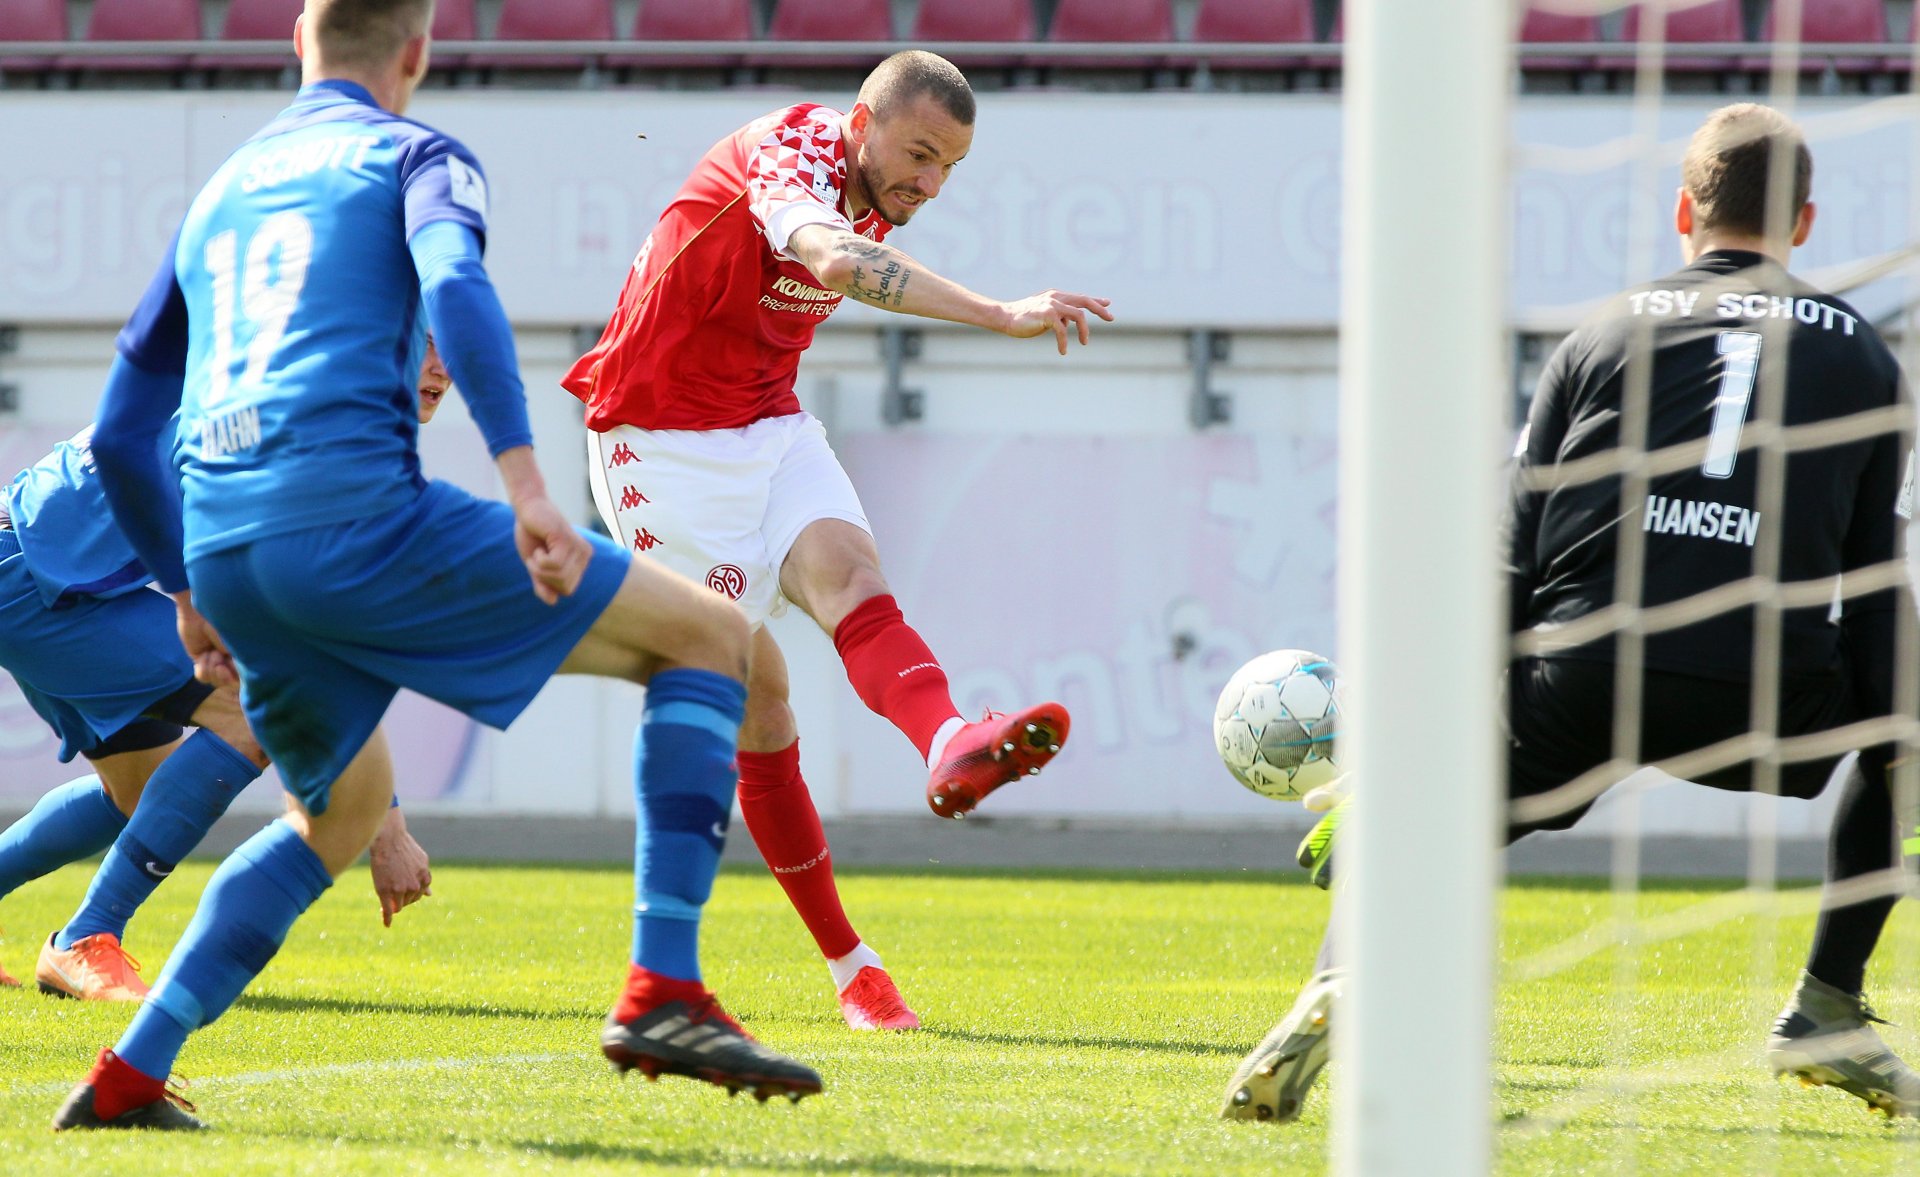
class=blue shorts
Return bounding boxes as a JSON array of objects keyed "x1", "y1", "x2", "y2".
[
  {"x1": 0, "y1": 531, "x2": 197, "y2": 762},
  {"x1": 189, "y1": 480, "x2": 629, "y2": 815}
]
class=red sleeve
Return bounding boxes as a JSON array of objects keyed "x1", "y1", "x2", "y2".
[{"x1": 746, "y1": 108, "x2": 856, "y2": 259}]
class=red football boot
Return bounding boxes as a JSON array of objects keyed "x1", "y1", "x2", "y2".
[
  {"x1": 926, "y1": 702, "x2": 1071, "y2": 818},
  {"x1": 837, "y1": 966, "x2": 921, "y2": 1031}
]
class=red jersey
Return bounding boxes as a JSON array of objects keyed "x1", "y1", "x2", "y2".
[{"x1": 562, "y1": 103, "x2": 893, "y2": 432}]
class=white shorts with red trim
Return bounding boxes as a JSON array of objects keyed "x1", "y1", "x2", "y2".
[{"x1": 586, "y1": 412, "x2": 870, "y2": 628}]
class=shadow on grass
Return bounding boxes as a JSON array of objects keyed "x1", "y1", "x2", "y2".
[
  {"x1": 917, "y1": 1024, "x2": 1244, "y2": 1058},
  {"x1": 514, "y1": 1139, "x2": 1053, "y2": 1173},
  {"x1": 233, "y1": 992, "x2": 598, "y2": 1022}
]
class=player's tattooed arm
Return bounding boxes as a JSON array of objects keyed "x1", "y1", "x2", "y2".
[
  {"x1": 847, "y1": 258, "x2": 913, "y2": 308},
  {"x1": 787, "y1": 225, "x2": 1114, "y2": 354}
]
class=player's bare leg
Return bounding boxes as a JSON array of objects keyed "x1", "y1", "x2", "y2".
[
  {"x1": 55, "y1": 731, "x2": 393, "y2": 1132},
  {"x1": 738, "y1": 627, "x2": 918, "y2": 1030},
  {"x1": 779, "y1": 519, "x2": 1068, "y2": 818},
  {"x1": 39, "y1": 689, "x2": 270, "y2": 1003},
  {"x1": 563, "y1": 558, "x2": 823, "y2": 1099}
]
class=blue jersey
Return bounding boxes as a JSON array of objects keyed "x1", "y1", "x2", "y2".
[
  {"x1": 116, "y1": 81, "x2": 494, "y2": 561},
  {"x1": 5, "y1": 427, "x2": 155, "y2": 607}
]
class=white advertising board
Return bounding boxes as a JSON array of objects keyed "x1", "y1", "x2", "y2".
[{"x1": 1, "y1": 92, "x2": 1914, "y2": 330}]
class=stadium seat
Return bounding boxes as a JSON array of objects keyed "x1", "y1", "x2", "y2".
[
  {"x1": 1748, "y1": 0, "x2": 1889, "y2": 77},
  {"x1": 1519, "y1": 4, "x2": 1601, "y2": 73},
  {"x1": 475, "y1": 0, "x2": 615, "y2": 70},
  {"x1": 0, "y1": 0, "x2": 67, "y2": 75},
  {"x1": 758, "y1": 0, "x2": 893, "y2": 69},
  {"x1": 1046, "y1": 0, "x2": 1175, "y2": 69},
  {"x1": 1611, "y1": 1, "x2": 1749, "y2": 74},
  {"x1": 768, "y1": 0, "x2": 895, "y2": 42},
  {"x1": 427, "y1": 0, "x2": 479, "y2": 67},
  {"x1": 1181, "y1": 0, "x2": 1316, "y2": 74},
  {"x1": 616, "y1": 0, "x2": 756, "y2": 70},
  {"x1": 68, "y1": 0, "x2": 203, "y2": 72},
  {"x1": 910, "y1": 0, "x2": 1035, "y2": 66},
  {"x1": 208, "y1": 0, "x2": 305, "y2": 71},
  {"x1": 1192, "y1": 0, "x2": 1317, "y2": 44}
]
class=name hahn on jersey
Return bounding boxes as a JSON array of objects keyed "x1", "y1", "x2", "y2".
[{"x1": 1643, "y1": 493, "x2": 1759, "y2": 547}]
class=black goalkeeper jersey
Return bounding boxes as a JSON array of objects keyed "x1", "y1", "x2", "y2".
[{"x1": 1506, "y1": 250, "x2": 1912, "y2": 707}]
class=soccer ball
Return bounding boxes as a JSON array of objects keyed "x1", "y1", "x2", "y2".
[{"x1": 1212, "y1": 650, "x2": 1343, "y2": 802}]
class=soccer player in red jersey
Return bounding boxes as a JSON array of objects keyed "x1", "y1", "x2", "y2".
[{"x1": 564, "y1": 51, "x2": 1111, "y2": 1032}]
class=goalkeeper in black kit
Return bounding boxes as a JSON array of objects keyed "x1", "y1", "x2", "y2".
[{"x1": 1225, "y1": 103, "x2": 1920, "y2": 1124}]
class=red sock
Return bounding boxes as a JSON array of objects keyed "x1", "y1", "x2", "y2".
[
  {"x1": 832, "y1": 595, "x2": 962, "y2": 761},
  {"x1": 86, "y1": 1049, "x2": 167, "y2": 1120},
  {"x1": 612, "y1": 964, "x2": 713, "y2": 1024},
  {"x1": 738, "y1": 742, "x2": 860, "y2": 961}
]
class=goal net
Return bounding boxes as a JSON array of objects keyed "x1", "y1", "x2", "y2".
[{"x1": 1336, "y1": 2, "x2": 1920, "y2": 1173}]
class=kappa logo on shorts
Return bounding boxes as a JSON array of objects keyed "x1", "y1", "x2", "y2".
[
  {"x1": 608, "y1": 442, "x2": 640, "y2": 468},
  {"x1": 706, "y1": 565, "x2": 748, "y2": 601},
  {"x1": 633, "y1": 528, "x2": 662, "y2": 553},
  {"x1": 618, "y1": 485, "x2": 650, "y2": 510}
]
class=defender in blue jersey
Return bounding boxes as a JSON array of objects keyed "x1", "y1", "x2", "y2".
[
  {"x1": 56, "y1": 1, "x2": 813, "y2": 1132},
  {"x1": 0, "y1": 368, "x2": 444, "y2": 1000}
]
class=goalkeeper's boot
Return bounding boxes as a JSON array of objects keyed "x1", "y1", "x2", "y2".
[
  {"x1": 602, "y1": 967, "x2": 823, "y2": 1102},
  {"x1": 35, "y1": 932, "x2": 149, "y2": 1002},
  {"x1": 926, "y1": 703, "x2": 1070, "y2": 819},
  {"x1": 837, "y1": 966, "x2": 921, "y2": 1031},
  {"x1": 1767, "y1": 971, "x2": 1920, "y2": 1118},
  {"x1": 1221, "y1": 969, "x2": 1342, "y2": 1123},
  {"x1": 1295, "y1": 798, "x2": 1346, "y2": 891},
  {"x1": 52, "y1": 1049, "x2": 205, "y2": 1132}
]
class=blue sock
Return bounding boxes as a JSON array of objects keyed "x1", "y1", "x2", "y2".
[
  {"x1": 632, "y1": 668, "x2": 746, "y2": 983},
  {"x1": 0, "y1": 776, "x2": 125, "y2": 899},
  {"x1": 58, "y1": 731, "x2": 261, "y2": 949},
  {"x1": 114, "y1": 819, "x2": 332, "y2": 1082}
]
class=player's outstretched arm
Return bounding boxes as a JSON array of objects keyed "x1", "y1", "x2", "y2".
[{"x1": 787, "y1": 225, "x2": 1114, "y2": 356}]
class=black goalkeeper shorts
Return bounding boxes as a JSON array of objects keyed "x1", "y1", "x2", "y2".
[{"x1": 1504, "y1": 655, "x2": 1865, "y2": 842}]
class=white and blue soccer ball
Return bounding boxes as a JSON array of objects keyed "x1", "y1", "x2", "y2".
[{"x1": 1212, "y1": 649, "x2": 1342, "y2": 802}]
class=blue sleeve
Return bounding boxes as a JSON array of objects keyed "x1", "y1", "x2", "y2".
[
  {"x1": 92, "y1": 354, "x2": 188, "y2": 594},
  {"x1": 409, "y1": 220, "x2": 533, "y2": 457},
  {"x1": 115, "y1": 228, "x2": 191, "y2": 377},
  {"x1": 398, "y1": 133, "x2": 490, "y2": 246}
]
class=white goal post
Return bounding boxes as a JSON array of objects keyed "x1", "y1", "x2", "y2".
[{"x1": 1333, "y1": 1, "x2": 1510, "y2": 1174}]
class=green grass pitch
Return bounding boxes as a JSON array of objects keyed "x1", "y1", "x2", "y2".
[{"x1": 1, "y1": 861, "x2": 1918, "y2": 1174}]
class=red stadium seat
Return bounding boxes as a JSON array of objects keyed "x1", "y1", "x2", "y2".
[
  {"x1": 912, "y1": 0, "x2": 1035, "y2": 42},
  {"x1": 910, "y1": 0, "x2": 1034, "y2": 67},
  {"x1": 1611, "y1": 1, "x2": 1749, "y2": 74},
  {"x1": 208, "y1": 0, "x2": 305, "y2": 70},
  {"x1": 1749, "y1": 0, "x2": 1889, "y2": 76},
  {"x1": 0, "y1": 0, "x2": 67, "y2": 74},
  {"x1": 1519, "y1": 4, "x2": 1601, "y2": 72},
  {"x1": 759, "y1": 0, "x2": 893, "y2": 69},
  {"x1": 1046, "y1": 0, "x2": 1174, "y2": 69},
  {"x1": 428, "y1": 0, "x2": 479, "y2": 67},
  {"x1": 434, "y1": 0, "x2": 479, "y2": 40},
  {"x1": 616, "y1": 0, "x2": 756, "y2": 70},
  {"x1": 1181, "y1": 0, "x2": 1316, "y2": 74},
  {"x1": 768, "y1": 0, "x2": 894, "y2": 42},
  {"x1": 476, "y1": 0, "x2": 614, "y2": 69},
  {"x1": 1192, "y1": 0, "x2": 1317, "y2": 44},
  {"x1": 67, "y1": 0, "x2": 203, "y2": 71}
]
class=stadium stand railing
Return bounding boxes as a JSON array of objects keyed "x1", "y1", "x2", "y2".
[{"x1": 0, "y1": 1, "x2": 1916, "y2": 90}]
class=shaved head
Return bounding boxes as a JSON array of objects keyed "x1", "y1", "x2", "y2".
[
  {"x1": 305, "y1": 0, "x2": 433, "y2": 71},
  {"x1": 858, "y1": 51, "x2": 975, "y2": 128}
]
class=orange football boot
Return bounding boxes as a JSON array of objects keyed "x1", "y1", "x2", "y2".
[{"x1": 36, "y1": 933, "x2": 149, "y2": 1002}]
